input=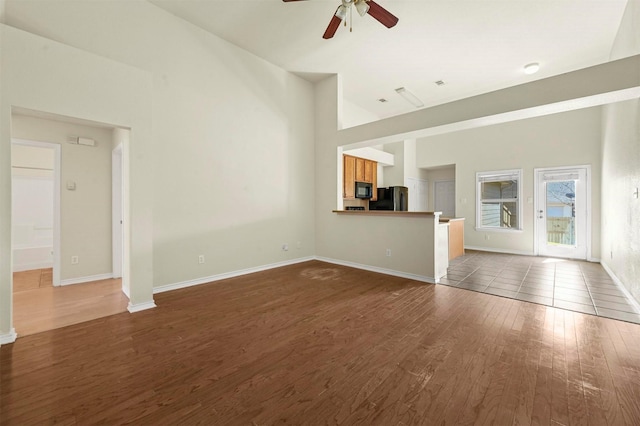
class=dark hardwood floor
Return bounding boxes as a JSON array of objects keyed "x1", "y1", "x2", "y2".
[{"x1": 2, "y1": 260, "x2": 639, "y2": 425}]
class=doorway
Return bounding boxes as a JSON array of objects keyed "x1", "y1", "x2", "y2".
[
  {"x1": 10, "y1": 112, "x2": 131, "y2": 337},
  {"x1": 11, "y1": 139, "x2": 61, "y2": 286},
  {"x1": 534, "y1": 166, "x2": 590, "y2": 260}
]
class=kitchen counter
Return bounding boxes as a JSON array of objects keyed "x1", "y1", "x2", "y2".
[
  {"x1": 333, "y1": 210, "x2": 441, "y2": 217},
  {"x1": 331, "y1": 209, "x2": 448, "y2": 281}
]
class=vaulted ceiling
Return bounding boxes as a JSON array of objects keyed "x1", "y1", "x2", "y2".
[{"x1": 150, "y1": 0, "x2": 629, "y2": 123}]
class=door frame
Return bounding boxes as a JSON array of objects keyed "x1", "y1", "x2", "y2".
[
  {"x1": 11, "y1": 138, "x2": 62, "y2": 286},
  {"x1": 534, "y1": 165, "x2": 591, "y2": 260},
  {"x1": 112, "y1": 144, "x2": 124, "y2": 282}
]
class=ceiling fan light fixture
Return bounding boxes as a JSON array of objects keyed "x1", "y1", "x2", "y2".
[
  {"x1": 335, "y1": 5, "x2": 348, "y2": 20},
  {"x1": 523, "y1": 62, "x2": 540, "y2": 75},
  {"x1": 355, "y1": 0, "x2": 370, "y2": 17},
  {"x1": 395, "y1": 87, "x2": 424, "y2": 108}
]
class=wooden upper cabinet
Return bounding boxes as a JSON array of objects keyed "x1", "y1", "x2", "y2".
[
  {"x1": 343, "y1": 155, "x2": 356, "y2": 199},
  {"x1": 364, "y1": 160, "x2": 373, "y2": 183},
  {"x1": 355, "y1": 158, "x2": 366, "y2": 182},
  {"x1": 371, "y1": 163, "x2": 377, "y2": 201},
  {"x1": 343, "y1": 154, "x2": 377, "y2": 200}
]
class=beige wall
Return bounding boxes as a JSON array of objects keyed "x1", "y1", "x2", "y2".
[
  {"x1": 12, "y1": 115, "x2": 113, "y2": 281},
  {"x1": 416, "y1": 107, "x2": 603, "y2": 258},
  {"x1": 601, "y1": 0, "x2": 640, "y2": 301},
  {"x1": 1, "y1": 23, "x2": 155, "y2": 338},
  {"x1": 2, "y1": 0, "x2": 316, "y2": 292}
]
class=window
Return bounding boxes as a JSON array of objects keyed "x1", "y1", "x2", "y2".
[{"x1": 476, "y1": 169, "x2": 522, "y2": 231}]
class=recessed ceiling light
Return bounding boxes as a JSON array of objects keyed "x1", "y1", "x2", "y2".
[{"x1": 523, "y1": 62, "x2": 540, "y2": 75}]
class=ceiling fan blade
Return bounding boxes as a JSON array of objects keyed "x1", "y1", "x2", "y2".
[
  {"x1": 323, "y1": 14, "x2": 343, "y2": 39},
  {"x1": 366, "y1": 0, "x2": 399, "y2": 28}
]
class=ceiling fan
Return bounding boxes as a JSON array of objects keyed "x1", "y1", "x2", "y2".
[{"x1": 283, "y1": 0, "x2": 399, "y2": 39}]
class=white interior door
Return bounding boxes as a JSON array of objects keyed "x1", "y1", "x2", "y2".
[
  {"x1": 535, "y1": 167, "x2": 589, "y2": 259},
  {"x1": 434, "y1": 180, "x2": 455, "y2": 217},
  {"x1": 406, "y1": 177, "x2": 428, "y2": 212}
]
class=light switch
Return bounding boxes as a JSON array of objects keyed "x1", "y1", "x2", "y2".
[
  {"x1": 66, "y1": 181, "x2": 76, "y2": 191},
  {"x1": 527, "y1": 197, "x2": 533, "y2": 204}
]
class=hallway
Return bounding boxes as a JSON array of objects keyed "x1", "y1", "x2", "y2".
[{"x1": 12, "y1": 268, "x2": 129, "y2": 337}]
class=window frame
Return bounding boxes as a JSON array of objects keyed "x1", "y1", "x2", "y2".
[{"x1": 475, "y1": 169, "x2": 523, "y2": 232}]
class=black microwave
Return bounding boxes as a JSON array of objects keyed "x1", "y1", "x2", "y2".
[{"x1": 355, "y1": 181, "x2": 373, "y2": 199}]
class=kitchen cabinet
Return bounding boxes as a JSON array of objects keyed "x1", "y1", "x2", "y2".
[
  {"x1": 439, "y1": 217, "x2": 465, "y2": 260},
  {"x1": 343, "y1": 155, "x2": 377, "y2": 200},
  {"x1": 343, "y1": 155, "x2": 356, "y2": 199},
  {"x1": 355, "y1": 157, "x2": 366, "y2": 182}
]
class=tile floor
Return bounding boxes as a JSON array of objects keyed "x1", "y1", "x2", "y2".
[{"x1": 439, "y1": 250, "x2": 640, "y2": 324}]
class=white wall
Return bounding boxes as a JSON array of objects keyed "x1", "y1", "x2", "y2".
[
  {"x1": 383, "y1": 141, "x2": 405, "y2": 187},
  {"x1": 415, "y1": 107, "x2": 603, "y2": 258},
  {"x1": 12, "y1": 115, "x2": 113, "y2": 281},
  {"x1": 601, "y1": 0, "x2": 640, "y2": 302},
  {"x1": 2, "y1": 0, "x2": 316, "y2": 292}
]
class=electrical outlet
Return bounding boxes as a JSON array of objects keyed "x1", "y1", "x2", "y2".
[
  {"x1": 386, "y1": 248, "x2": 391, "y2": 257},
  {"x1": 485, "y1": 234, "x2": 490, "y2": 240},
  {"x1": 71, "y1": 255, "x2": 79, "y2": 265},
  {"x1": 198, "y1": 255, "x2": 205, "y2": 264},
  {"x1": 282, "y1": 244, "x2": 289, "y2": 251},
  {"x1": 296, "y1": 241, "x2": 302, "y2": 249}
]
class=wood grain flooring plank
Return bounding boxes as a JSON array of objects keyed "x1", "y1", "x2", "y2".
[{"x1": 2, "y1": 261, "x2": 640, "y2": 425}]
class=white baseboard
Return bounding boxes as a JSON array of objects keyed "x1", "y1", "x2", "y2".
[
  {"x1": 60, "y1": 273, "x2": 114, "y2": 286},
  {"x1": 0, "y1": 328, "x2": 17, "y2": 345},
  {"x1": 128, "y1": 301, "x2": 157, "y2": 313},
  {"x1": 153, "y1": 256, "x2": 316, "y2": 294},
  {"x1": 600, "y1": 262, "x2": 640, "y2": 314},
  {"x1": 464, "y1": 246, "x2": 534, "y2": 256},
  {"x1": 315, "y1": 256, "x2": 436, "y2": 284}
]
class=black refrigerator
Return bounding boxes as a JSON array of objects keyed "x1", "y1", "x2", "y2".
[{"x1": 369, "y1": 186, "x2": 408, "y2": 211}]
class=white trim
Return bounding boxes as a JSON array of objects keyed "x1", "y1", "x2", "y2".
[
  {"x1": 127, "y1": 301, "x2": 157, "y2": 313},
  {"x1": 0, "y1": 328, "x2": 17, "y2": 345},
  {"x1": 112, "y1": 144, "x2": 123, "y2": 280},
  {"x1": 60, "y1": 273, "x2": 115, "y2": 286},
  {"x1": 11, "y1": 138, "x2": 61, "y2": 287},
  {"x1": 600, "y1": 262, "x2": 640, "y2": 314},
  {"x1": 464, "y1": 245, "x2": 534, "y2": 256},
  {"x1": 153, "y1": 256, "x2": 317, "y2": 294},
  {"x1": 473, "y1": 227, "x2": 524, "y2": 234},
  {"x1": 316, "y1": 256, "x2": 436, "y2": 284}
]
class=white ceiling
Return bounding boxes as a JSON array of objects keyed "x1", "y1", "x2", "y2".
[{"x1": 149, "y1": 0, "x2": 629, "y2": 122}]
